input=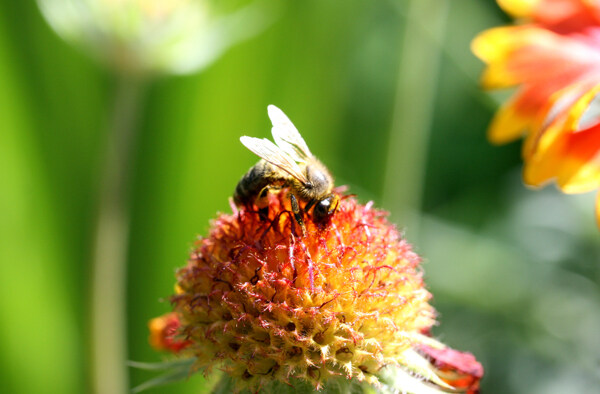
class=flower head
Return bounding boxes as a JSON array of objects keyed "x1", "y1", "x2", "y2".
[
  {"x1": 150, "y1": 192, "x2": 482, "y2": 392},
  {"x1": 472, "y1": 0, "x2": 600, "y2": 225},
  {"x1": 37, "y1": 0, "x2": 272, "y2": 75}
]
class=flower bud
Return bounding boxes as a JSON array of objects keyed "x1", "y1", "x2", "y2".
[{"x1": 37, "y1": 0, "x2": 272, "y2": 75}]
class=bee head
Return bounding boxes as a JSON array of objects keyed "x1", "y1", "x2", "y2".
[{"x1": 312, "y1": 194, "x2": 340, "y2": 224}]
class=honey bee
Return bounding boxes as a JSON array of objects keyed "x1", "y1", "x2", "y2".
[{"x1": 234, "y1": 105, "x2": 339, "y2": 231}]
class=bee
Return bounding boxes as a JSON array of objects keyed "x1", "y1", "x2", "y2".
[{"x1": 234, "y1": 105, "x2": 339, "y2": 232}]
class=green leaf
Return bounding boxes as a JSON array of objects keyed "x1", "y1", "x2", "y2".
[
  {"x1": 130, "y1": 359, "x2": 195, "y2": 393},
  {"x1": 127, "y1": 358, "x2": 195, "y2": 371}
]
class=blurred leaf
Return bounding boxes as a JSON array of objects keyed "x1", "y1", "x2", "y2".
[
  {"x1": 131, "y1": 358, "x2": 195, "y2": 393},
  {"x1": 128, "y1": 358, "x2": 195, "y2": 371}
]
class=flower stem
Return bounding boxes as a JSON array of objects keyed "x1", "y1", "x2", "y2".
[
  {"x1": 91, "y1": 74, "x2": 145, "y2": 394},
  {"x1": 383, "y1": 0, "x2": 450, "y2": 234}
]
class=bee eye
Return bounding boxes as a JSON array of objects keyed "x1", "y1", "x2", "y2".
[{"x1": 313, "y1": 195, "x2": 339, "y2": 223}]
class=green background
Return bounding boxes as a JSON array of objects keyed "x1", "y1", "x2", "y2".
[{"x1": 1, "y1": 1, "x2": 599, "y2": 393}]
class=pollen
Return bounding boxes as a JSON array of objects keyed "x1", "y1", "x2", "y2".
[{"x1": 167, "y1": 193, "x2": 439, "y2": 390}]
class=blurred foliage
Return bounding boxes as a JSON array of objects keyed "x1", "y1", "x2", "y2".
[{"x1": 0, "y1": 1, "x2": 598, "y2": 394}]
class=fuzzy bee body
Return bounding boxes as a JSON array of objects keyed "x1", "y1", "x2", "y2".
[
  {"x1": 234, "y1": 106, "x2": 339, "y2": 228},
  {"x1": 234, "y1": 160, "x2": 287, "y2": 207}
]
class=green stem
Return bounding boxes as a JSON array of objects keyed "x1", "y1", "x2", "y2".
[
  {"x1": 91, "y1": 74, "x2": 145, "y2": 394},
  {"x1": 382, "y1": 0, "x2": 450, "y2": 235}
]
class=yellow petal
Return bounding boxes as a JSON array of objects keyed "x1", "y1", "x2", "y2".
[
  {"x1": 557, "y1": 155, "x2": 600, "y2": 193},
  {"x1": 523, "y1": 107, "x2": 568, "y2": 186},
  {"x1": 523, "y1": 151, "x2": 559, "y2": 187},
  {"x1": 522, "y1": 153, "x2": 600, "y2": 193},
  {"x1": 471, "y1": 26, "x2": 557, "y2": 89},
  {"x1": 497, "y1": 0, "x2": 542, "y2": 18},
  {"x1": 471, "y1": 27, "x2": 517, "y2": 64},
  {"x1": 480, "y1": 63, "x2": 522, "y2": 89},
  {"x1": 488, "y1": 99, "x2": 531, "y2": 144}
]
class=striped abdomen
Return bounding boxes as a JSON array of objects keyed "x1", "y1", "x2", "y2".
[{"x1": 233, "y1": 160, "x2": 291, "y2": 206}]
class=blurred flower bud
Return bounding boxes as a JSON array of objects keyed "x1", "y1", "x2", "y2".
[{"x1": 37, "y1": 0, "x2": 273, "y2": 75}]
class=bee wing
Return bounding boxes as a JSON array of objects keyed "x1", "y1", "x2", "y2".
[
  {"x1": 267, "y1": 105, "x2": 313, "y2": 162},
  {"x1": 240, "y1": 136, "x2": 309, "y2": 184}
]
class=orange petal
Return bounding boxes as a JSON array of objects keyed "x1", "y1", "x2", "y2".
[
  {"x1": 473, "y1": 25, "x2": 597, "y2": 94},
  {"x1": 556, "y1": 125, "x2": 600, "y2": 193},
  {"x1": 524, "y1": 85, "x2": 600, "y2": 192},
  {"x1": 533, "y1": 0, "x2": 600, "y2": 33},
  {"x1": 522, "y1": 83, "x2": 590, "y2": 158},
  {"x1": 523, "y1": 143, "x2": 562, "y2": 187},
  {"x1": 489, "y1": 84, "x2": 584, "y2": 145},
  {"x1": 550, "y1": 86, "x2": 600, "y2": 192},
  {"x1": 471, "y1": 26, "x2": 532, "y2": 88}
]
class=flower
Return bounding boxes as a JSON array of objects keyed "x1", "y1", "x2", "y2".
[
  {"x1": 472, "y1": 0, "x2": 600, "y2": 226},
  {"x1": 37, "y1": 0, "x2": 273, "y2": 75},
  {"x1": 149, "y1": 192, "x2": 482, "y2": 392},
  {"x1": 148, "y1": 312, "x2": 192, "y2": 353}
]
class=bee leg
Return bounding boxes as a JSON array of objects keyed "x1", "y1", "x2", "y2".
[
  {"x1": 255, "y1": 186, "x2": 271, "y2": 220},
  {"x1": 304, "y1": 199, "x2": 316, "y2": 212},
  {"x1": 290, "y1": 194, "x2": 306, "y2": 236},
  {"x1": 258, "y1": 207, "x2": 269, "y2": 221}
]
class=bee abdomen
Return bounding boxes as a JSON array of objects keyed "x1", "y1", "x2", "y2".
[{"x1": 234, "y1": 160, "x2": 286, "y2": 206}]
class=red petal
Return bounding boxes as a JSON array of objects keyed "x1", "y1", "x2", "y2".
[
  {"x1": 533, "y1": 0, "x2": 600, "y2": 34},
  {"x1": 420, "y1": 345, "x2": 484, "y2": 394}
]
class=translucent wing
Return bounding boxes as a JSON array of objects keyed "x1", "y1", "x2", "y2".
[
  {"x1": 240, "y1": 136, "x2": 309, "y2": 184},
  {"x1": 267, "y1": 105, "x2": 313, "y2": 162}
]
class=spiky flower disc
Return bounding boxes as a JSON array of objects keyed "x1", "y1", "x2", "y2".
[{"x1": 169, "y1": 193, "x2": 444, "y2": 391}]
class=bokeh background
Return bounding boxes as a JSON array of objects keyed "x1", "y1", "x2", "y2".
[{"x1": 1, "y1": 0, "x2": 599, "y2": 393}]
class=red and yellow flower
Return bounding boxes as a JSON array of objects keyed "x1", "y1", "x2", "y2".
[
  {"x1": 149, "y1": 193, "x2": 483, "y2": 392},
  {"x1": 472, "y1": 0, "x2": 600, "y2": 226}
]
